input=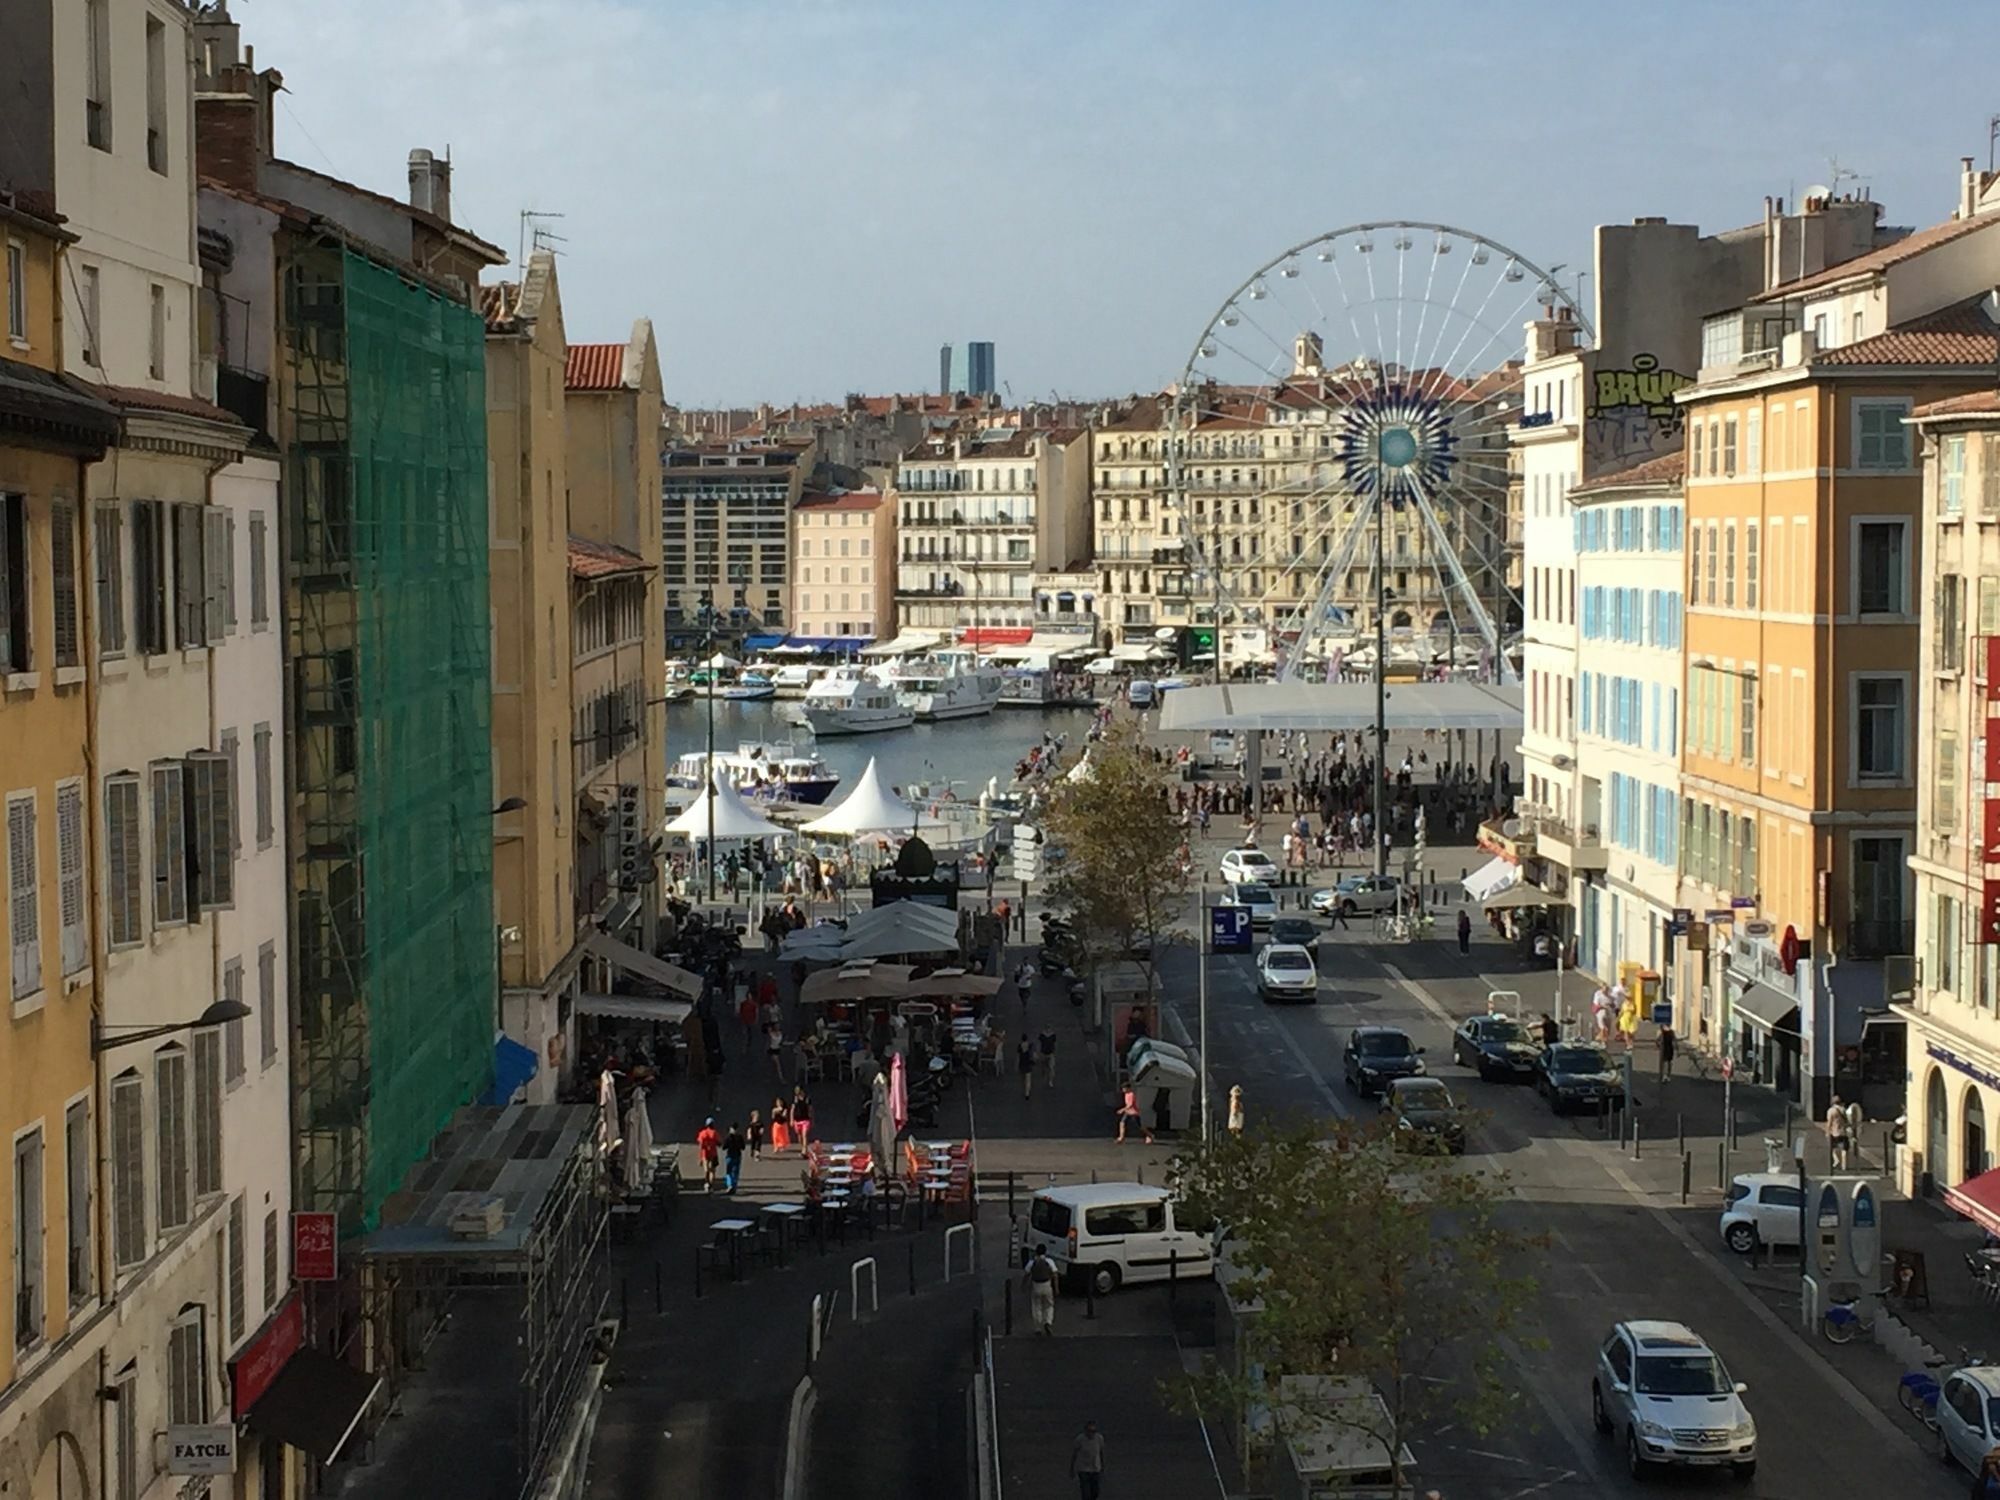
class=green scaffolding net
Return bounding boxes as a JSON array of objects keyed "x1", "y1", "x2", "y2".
[{"x1": 286, "y1": 243, "x2": 496, "y2": 1232}]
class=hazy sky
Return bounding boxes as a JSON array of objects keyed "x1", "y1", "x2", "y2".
[{"x1": 244, "y1": 0, "x2": 1995, "y2": 407}]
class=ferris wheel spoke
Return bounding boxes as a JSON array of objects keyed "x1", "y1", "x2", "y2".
[
  {"x1": 1318, "y1": 248, "x2": 1380, "y2": 373},
  {"x1": 1403, "y1": 238, "x2": 1451, "y2": 396}
]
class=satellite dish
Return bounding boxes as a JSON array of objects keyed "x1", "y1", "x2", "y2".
[{"x1": 1802, "y1": 183, "x2": 1833, "y2": 204}]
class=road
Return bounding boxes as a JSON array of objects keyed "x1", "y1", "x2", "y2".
[{"x1": 1150, "y1": 898, "x2": 1960, "y2": 1500}]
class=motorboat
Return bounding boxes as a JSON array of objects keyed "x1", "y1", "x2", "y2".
[
  {"x1": 670, "y1": 743, "x2": 841, "y2": 804},
  {"x1": 799, "y1": 666, "x2": 914, "y2": 736},
  {"x1": 891, "y1": 649, "x2": 1004, "y2": 722},
  {"x1": 721, "y1": 672, "x2": 776, "y2": 701}
]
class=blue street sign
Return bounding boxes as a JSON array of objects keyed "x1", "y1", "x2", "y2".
[{"x1": 1209, "y1": 905, "x2": 1252, "y2": 954}]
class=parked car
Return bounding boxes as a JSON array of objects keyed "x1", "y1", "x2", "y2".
[
  {"x1": 1535, "y1": 1042, "x2": 1625, "y2": 1115},
  {"x1": 1126, "y1": 679, "x2": 1156, "y2": 707},
  {"x1": 1452, "y1": 1013, "x2": 1540, "y2": 1082},
  {"x1": 1324, "y1": 873, "x2": 1404, "y2": 916},
  {"x1": 1718, "y1": 1172, "x2": 1805, "y2": 1255},
  {"x1": 1255, "y1": 943, "x2": 1318, "y2": 1004},
  {"x1": 1220, "y1": 847, "x2": 1279, "y2": 885},
  {"x1": 1343, "y1": 1026, "x2": 1425, "y2": 1098},
  {"x1": 1591, "y1": 1320, "x2": 1756, "y2": 1482},
  {"x1": 1082, "y1": 656, "x2": 1119, "y2": 676},
  {"x1": 1934, "y1": 1364, "x2": 2000, "y2": 1479},
  {"x1": 1223, "y1": 881, "x2": 1277, "y2": 928},
  {"x1": 1267, "y1": 915, "x2": 1320, "y2": 953},
  {"x1": 1023, "y1": 1183, "x2": 1214, "y2": 1296},
  {"x1": 1381, "y1": 1077, "x2": 1465, "y2": 1154}
]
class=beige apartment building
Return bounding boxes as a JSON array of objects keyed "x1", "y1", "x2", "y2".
[{"x1": 789, "y1": 489, "x2": 893, "y2": 646}]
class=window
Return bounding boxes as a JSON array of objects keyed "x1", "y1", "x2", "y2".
[
  {"x1": 1704, "y1": 524, "x2": 1718, "y2": 606},
  {"x1": 14, "y1": 1126, "x2": 43, "y2": 1348},
  {"x1": 144, "y1": 16, "x2": 167, "y2": 173},
  {"x1": 78, "y1": 265, "x2": 99, "y2": 368},
  {"x1": 44, "y1": 498, "x2": 79, "y2": 668},
  {"x1": 56, "y1": 781, "x2": 85, "y2": 976},
  {"x1": 1738, "y1": 672, "x2": 1756, "y2": 762},
  {"x1": 1743, "y1": 523, "x2": 1759, "y2": 610},
  {"x1": 1938, "y1": 575, "x2": 1966, "y2": 672},
  {"x1": 8, "y1": 793, "x2": 39, "y2": 1002},
  {"x1": 222, "y1": 958, "x2": 244, "y2": 1086},
  {"x1": 173, "y1": 503, "x2": 206, "y2": 647},
  {"x1": 226, "y1": 1197, "x2": 245, "y2": 1344},
  {"x1": 1855, "y1": 520, "x2": 1907, "y2": 615},
  {"x1": 248, "y1": 510, "x2": 269, "y2": 627},
  {"x1": 1855, "y1": 675, "x2": 1908, "y2": 781},
  {"x1": 132, "y1": 501, "x2": 167, "y2": 655},
  {"x1": 148, "y1": 285, "x2": 165, "y2": 383},
  {"x1": 1938, "y1": 730, "x2": 1961, "y2": 831},
  {"x1": 1855, "y1": 399, "x2": 1911, "y2": 470},
  {"x1": 205, "y1": 509, "x2": 233, "y2": 638},
  {"x1": 0, "y1": 492, "x2": 26, "y2": 672},
  {"x1": 1746, "y1": 407, "x2": 1762, "y2": 473},
  {"x1": 1985, "y1": 434, "x2": 2000, "y2": 517},
  {"x1": 187, "y1": 751, "x2": 232, "y2": 909},
  {"x1": 109, "y1": 1075, "x2": 144, "y2": 1269},
  {"x1": 1707, "y1": 420, "x2": 1720, "y2": 477},
  {"x1": 4, "y1": 238, "x2": 23, "y2": 345},
  {"x1": 103, "y1": 775, "x2": 142, "y2": 947},
  {"x1": 65, "y1": 1099, "x2": 90, "y2": 1310},
  {"x1": 167, "y1": 1308, "x2": 207, "y2": 1425},
  {"x1": 1723, "y1": 415, "x2": 1738, "y2": 476},
  {"x1": 1689, "y1": 524, "x2": 1703, "y2": 602},
  {"x1": 112, "y1": 1365, "x2": 137, "y2": 1500},
  {"x1": 156, "y1": 1049, "x2": 190, "y2": 1231},
  {"x1": 90, "y1": 503, "x2": 125, "y2": 659},
  {"x1": 262, "y1": 1210, "x2": 279, "y2": 1316},
  {"x1": 85, "y1": 0, "x2": 111, "y2": 150},
  {"x1": 258, "y1": 941, "x2": 277, "y2": 1067},
  {"x1": 1942, "y1": 434, "x2": 1967, "y2": 518},
  {"x1": 150, "y1": 762, "x2": 187, "y2": 925},
  {"x1": 1723, "y1": 525, "x2": 1736, "y2": 608}
]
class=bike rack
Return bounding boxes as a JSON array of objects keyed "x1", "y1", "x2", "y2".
[
  {"x1": 1486, "y1": 989, "x2": 1521, "y2": 1017},
  {"x1": 944, "y1": 1223, "x2": 974, "y2": 1281},
  {"x1": 850, "y1": 1257, "x2": 878, "y2": 1321}
]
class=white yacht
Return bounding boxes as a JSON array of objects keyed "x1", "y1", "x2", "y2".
[
  {"x1": 891, "y1": 649, "x2": 1004, "y2": 722},
  {"x1": 799, "y1": 666, "x2": 913, "y2": 736}
]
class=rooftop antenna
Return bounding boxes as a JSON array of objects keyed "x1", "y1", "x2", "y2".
[
  {"x1": 1825, "y1": 155, "x2": 1867, "y2": 198},
  {"x1": 1989, "y1": 112, "x2": 2000, "y2": 173},
  {"x1": 517, "y1": 209, "x2": 566, "y2": 275}
]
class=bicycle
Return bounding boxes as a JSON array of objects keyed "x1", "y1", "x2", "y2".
[
  {"x1": 1900, "y1": 1348, "x2": 1989, "y2": 1430},
  {"x1": 1822, "y1": 1296, "x2": 1874, "y2": 1344}
]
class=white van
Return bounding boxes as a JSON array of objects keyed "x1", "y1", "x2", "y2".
[
  {"x1": 1126, "y1": 679, "x2": 1156, "y2": 708},
  {"x1": 1024, "y1": 1183, "x2": 1214, "y2": 1295}
]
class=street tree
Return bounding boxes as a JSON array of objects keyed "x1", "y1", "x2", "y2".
[
  {"x1": 1039, "y1": 722, "x2": 1189, "y2": 987},
  {"x1": 1171, "y1": 1114, "x2": 1543, "y2": 1492}
]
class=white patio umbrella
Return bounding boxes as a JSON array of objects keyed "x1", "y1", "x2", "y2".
[
  {"x1": 595, "y1": 1070, "x2": 620, "y2": 1160},
  {"x1": 666, "y1": 773, "x2": 785, "y2": 841},
  {"x1": 622, "y1": 1085, "x2": 653, "y2": 1191},
  {"x1": 869, "y1": 1070, "x2": 897, "y2": 1177}
]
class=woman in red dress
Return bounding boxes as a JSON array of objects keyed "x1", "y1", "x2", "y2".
[{"x1": 771, "y1": 1097, "x2": 793, "y2": 1153}]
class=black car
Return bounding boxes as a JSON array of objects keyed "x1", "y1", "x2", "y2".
[
  {"x1": 1535, "y1": 1042, "x2": 1626, "y2": 1115},
  {"x1": 1381, "y1": 1078, "x2": 1466, "y2": 1154},
  {"x1": 1452, "y1": 1014, "x2": 1541, "y2": 1082},
  {"x1": 1343, "y1": 1026, "x2": 1425, "y2": 1098},
  {"x1": 1267, "y1": 916, "x2": 1320, "y2": 953}
]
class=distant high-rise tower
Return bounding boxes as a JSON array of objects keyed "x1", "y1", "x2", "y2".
[{"x1": 938, "y1": 340, "x2": 997, "y2": 397}]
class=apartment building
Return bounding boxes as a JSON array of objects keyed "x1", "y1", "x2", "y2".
[
  {"x1": 0, "y1": 183, "x2": 118, "y2": 1500},
  {"x1": 1677, "y1": 167, "x2": 2000, "y2": 1114},
  {"x1": 892, "y1": 427, "x2": 1090, "y2": 635},
  {"x1": 661, "y1": 439, "x2": 812, "y2": 650},
  {"x1": 789, "y1": 489, "x2": 893, "y2": 646},
  {"x1": 1091, "y1": 396, "x2": 1186, "y2": 645}
]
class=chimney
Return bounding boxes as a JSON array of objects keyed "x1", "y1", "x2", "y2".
[
  {"x1": 1962, "y1": 156, "x2": 1980, "y2": 220},
  {"x1": 408, "y1": 148, "x2": 451, "y2": 222}
]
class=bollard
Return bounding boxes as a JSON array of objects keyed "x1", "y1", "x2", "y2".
[
  {"x1": 1169, "y1": 1248, "x2": 1178, "y2": 1304},
  {"x1": 1717, "y1": 1140, "x2": 1727, "y2": 1191},
  {"x1": 1007, "y1": 1171, "x2": 1017, "y2": 1219},
  {"x1": 1091, "y1": 1167, "x2": 1098, "y2": 1185},
  {"x1": 1004, "y1": 1280, "x2": 1013, "y2": 1336},
  {"x1": 1677, "y1": 1113, "x2": 1685, "y2": 1157},
  {"x1": 1681, "y1": 1150, "x2": 1692, "y2": 1205},
  {"x1": 655, "y1": 1261, "x2": 664, "y2": 1316},
  {"x1": 1137, "y1": 1164, "x2": 1145, "y2": 1186},
  {"x1": 1631, "y1": 1118, "x2": 1642, "y2": 1162},
  {"x1": 908, "y1": 1239, "x2": 918, "y2": 1297}
]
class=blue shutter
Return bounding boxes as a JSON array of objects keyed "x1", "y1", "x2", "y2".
[
  {"x1": 1581, "y1": 671, "x2": 1592, "y2": 729},
  {"x1": 1668, "y1": 688, "x2": 1679, "y2": 756}
]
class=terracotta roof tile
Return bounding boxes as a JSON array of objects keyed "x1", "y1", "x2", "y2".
[
  {"x1": 1573, "y1": 449, "x2": 1687, "y2": 494},
  {"x1": 265, "y1": 157, "x2": 508, "y2": 263},
  {"x1": 480, "y1": 281, "x2": 523, "y2": 331},
  {"x1": 1813, "y1": 298, "x2": 2000, "y2": 367},
  {"x1": 1749, "y1": 214, "x2": 1999, "y2": 303},
  {"x1": 1914, "y1": 389, "x2": 2000, "y2": 420},
  {"x1": 75, "y1": 378, "x2": 246, "y2": 429},
  {"x1": 796, "y1": 489, "x2": 884, "y2": 512},
  {"x1": 565, "y1": 343, "x2": 628, "y2": 391},
  {"x1": 567, "y1": 534, "x2": 649, "y2": 579}
]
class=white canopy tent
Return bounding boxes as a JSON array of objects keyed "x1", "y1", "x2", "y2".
[
  {"x1": 702, "y1": 652, "x2": 742, "y2": 671},
  {"x1": 665, "y1": 773, "x2": 785, "y2": 841},
  {"x1": 801, "y1": 757, "x2": 933, "y2": 837},
  {"x1": 1462, "y1": 856, "x2": 1520, "y2": 903}
]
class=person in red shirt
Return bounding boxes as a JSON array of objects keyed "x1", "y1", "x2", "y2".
[
  {"x1": 736, "y1": 991, "x2": 759, "y2": 1054},
  {"x1": 695, "y1": 1118, "x2": 721, "y2": 1192}
]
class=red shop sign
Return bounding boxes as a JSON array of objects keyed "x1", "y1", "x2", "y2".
[
  {"x1": 1982, "y1": 880, "x2": 2000, "y2": 945},
  {"x1": 1985, "y1": 799, "x2": 2000, "y2": 863},
  {"x1": 293, "y1": 1211, "x2": 338, "y2": 1282},
  {"x1": 1985, "y1": 732, "x2": 2000, "y2": 784},
  {"x1": 231, "y1": 1293, "x2": 303, "y2": 1417},
  {"x1": 1985, "y1": 636, "x2": 2000, "y2": 697}
]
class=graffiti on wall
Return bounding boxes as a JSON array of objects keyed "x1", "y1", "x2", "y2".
[{"x1": 1584, "y1": 352, "x2": 1694, "y2": 466}]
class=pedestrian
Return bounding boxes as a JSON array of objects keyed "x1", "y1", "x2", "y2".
[
  {"x1": 1115, "y1": 1085, "x2": 1152, "y2": 1145},
  {"x1": 1971, "y1": 1446, "x2": 2000, "y2": 1500},
  {"x1": 722, "y1": 1121, "x2": 745, "y2": 1192},
  {"x1": 695, "y1": 1118, "x2": 721, "y2": 1192},
  {"x1": 1657, "y1": 1023, "x2": 1677, "y2": 1083},
  {"x1": 737, "y1": 989, "x2": 760, "y2": 1053},
  {"x1": 1227, "y1": 1084, "x2": 1245, "y2": 1136},
  {"x1": 1016, "y1": 959, "x2": 1036, "y2": 1009},
  {"x1": 1456, "y1": 907, "x2": 1472, "y2": 956},
  {"x1": 1591, "y1": 985, "x2": 1613, "y2": 1046},
  {"x1": 747, "y1": 1107, "x2": 763, "y2": 1161},
  {"x1": 1826, "y1": 1094, "x2": 1851, "y2": 1169},
  {"x1": 790, "y1": 1084, "x2": 813, "y2": 1149},
  {"x1": 1019, "y1": 1032, "x2": 1038, "y2": 1099},
  {"x1": 1540, "y1": 1011, "x2": 1560, "y2": 1049},
  {"x1": 766, "y1": 1021, "x2": 787, "y2": 1082},
  {"x1": 1039, "y1": 1024, "x2": 1058, "y2": 1086},
  {"x1": 1024, "y1": 1244, "x2": 1058, "y2": 1336},
  {"x1": 771, "y1": 1097, "x2": 792, "y2": 1154},
  {"x1": 1070, "y1": 1421, "x2": 1105, "y2": 1500}
]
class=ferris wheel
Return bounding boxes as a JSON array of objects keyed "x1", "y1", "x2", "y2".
[{"x1": 1167, "y1": 222, "x2": 1592, "y2": 683}]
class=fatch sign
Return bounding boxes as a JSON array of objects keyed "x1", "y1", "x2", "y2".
[{"x1": 167, "y1": 1424, "x2": 237, "y2": 1476}]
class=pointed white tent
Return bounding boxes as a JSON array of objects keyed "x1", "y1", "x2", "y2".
[
  {"x1": 1065, "y1": 748, "x2": 1096, "y2": 783},
  {"x1": 801, "y1": 756, "x2": 929, "y2": 836},
  {"x1": 665, "y1": 772, "x2": 784, "y2": 840}
]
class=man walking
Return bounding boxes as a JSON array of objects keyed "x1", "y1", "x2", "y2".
[
  {"x1": 1456, "y1": 907, "x2": 1472, "y2": 956},
  {"x1": 1070, "y1": 1421, "x2": 1105, "y2": 1499},
  {"x1": 1039, "y1": 1024, "x2": 1058, "y2": 1086},
  {"x1": 1024, "y1": 1244, "x2": 1058, "y2": 1336},
  {"x1": 1827, "y1": 1095, "x2": 1851, "y2": 1169},
  {"x1": 1656, "y1": 1023, "x2": 1677, "y2": 1083}
]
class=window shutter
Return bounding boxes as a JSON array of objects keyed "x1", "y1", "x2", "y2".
[
  {"x1": 156, "y1": 1050, "x2": 189, "y2": 1231},
  {"x1": 226, "y1": 1196, "x2": 245, "y2": 1343},
  {"x1": 223, "y1": 512, "x2": 237, "y2": 631},
  {"x1": 104, "y1": 775, "x2": 142, "y2": 946},
  {"x1": 185, "y1": 751, "x2": 233, "y2": 909},
  {"x1": 150, "y1": 763, "x2": 187, "y2": 925},
  {"x1": 8, "y1": 794, "x2": 39, "y2": 1000},
  {"x1": 262, "y1": 1209, "x2": 278, "y2": 1314},
  {"x1": 173, "y1": 503, "x2": 205, "y2": 648},
  {"x1": 93, "y1": 503, "x2": 125, "y2": 657},
  {"x1": 248, "y1": 511, "x2": 268, "y2": 627},
  {"x1": 258, "y1": 941, "x2": 277, "y2": 1066},
  {"x1": 51, "y1": 499, "x2": 79, "y2": 668},
  {"x1": 202, "y1": 507, "x2": 226, "y2": 642},
  {"x1": 110, "y1": 1077, "x2": 145, "y2": 1268},
  {"x1": 222, "y1": 959, "x2": 244, "y2": 1084},
  {"x1": 191, "y1": 1030, "x2": 221, "y2": 1197},
  {"x1": 56, "y1": 782, "x2": 85, "y2": 975},
  {"x1": 253, "y1": 723, "x2": 273, "y2": 847}
]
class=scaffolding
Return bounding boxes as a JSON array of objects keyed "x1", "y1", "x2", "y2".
[{"x1": 283, "y1": 239, "x2": 497, "y2": 1232}]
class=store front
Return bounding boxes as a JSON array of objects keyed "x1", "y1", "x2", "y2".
[
  {"x1": 230, "y1": 1293, "x2": 381, "y2": 1497},
  {"x1": 1729, "y1": 978, "x2": 1800, "y2": 1100}
]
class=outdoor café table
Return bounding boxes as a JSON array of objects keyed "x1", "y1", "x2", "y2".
[
  {"x1": 816, "y1": 1191, "x2": 851, "y2": 1246},
  {"x1": 709, "y1": 1218, "x2": 755, "y2": 1280},
  {"x1": 761, "y1": 1202, "x2": 808, "y2": 1264}
]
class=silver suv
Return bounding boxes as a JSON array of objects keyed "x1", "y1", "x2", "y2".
[{"x1": 1591, "y1": 1320, "x2": 1756, "y2": 1482}]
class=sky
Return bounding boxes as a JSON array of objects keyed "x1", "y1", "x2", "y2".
[{"x1": 241, "y1": 0, "x2": 1997, "y2": 408}]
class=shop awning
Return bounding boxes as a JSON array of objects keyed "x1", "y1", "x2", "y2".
[
  {"x1": 1463, "y1": 856, "x2": 1519, "y2": 903},
  {"x1": 744, "y1": 633, "x2": 786, "y2": 651},
  {"x1": 577, "y1": 992, "x2": 693, "y2": 1025},
  {"x1": 1945, "y1": 1166, "x2": 2000, "y2": 1238},
  {"x1": 485, "y1": 1036, "x2": 540, "y2": 1106},
  {"x1": 961, "y1": 626, "x2": 1033, "y2": 646},
  {"x1": 861, "y1": 630, "x2": 941, "y2": 658},
  {"x1": 1732, "y1": 981, "x2": 1800, "y2": 1033},
  {"x1": 582, "y1": 931, "x2": 703, "y2": 999},
  {"x1": 1482, "y1": 882, "x2": 1557, "y2": 911},
  {"x1": 244, "y1": 1350, "x2": 381, "y2": 1465}
]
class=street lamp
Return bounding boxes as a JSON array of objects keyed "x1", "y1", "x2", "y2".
[
  {"x1": 92, "y1": 998, "x2": 252, "y2": 1056},
  {"x1": 697, "y1": 591, "x2": 719, "y2": 902},
  {"x1": 491, "y1": 796, "x2": 527, "y2": 816}
]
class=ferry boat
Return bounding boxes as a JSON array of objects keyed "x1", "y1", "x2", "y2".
[
  {"x1": 798, "y1": 666, "x2": 914, "y2": 736},
  {"x1": 669, "y1": 743, "x2": 841, "y2": 804},
  {"x1": 891, "y1": 649, "x2": 1004, "y2": 722}
]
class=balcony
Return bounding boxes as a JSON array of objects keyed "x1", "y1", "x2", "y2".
[
  {"x1": 1846, "y1": 918, "x2": 1914, "y2": 962},
  {"x1": 1476, "y1": 815, "x2": 1535, "y2": 864},
  {"x1": 1528, "y1": 814, "x2": 1606, "y2": 873}
]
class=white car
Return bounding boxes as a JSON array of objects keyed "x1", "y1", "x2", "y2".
[
  {"x1": 1717, "y1": 1172, "x2": 1805, "y2": 1255},
  {"x1": 1126, "y1": 679, "x2": 1156, "y2": 707},
  {"x1": 1223, "y1": 881, "x2": 1277, "y2": 928},
  {"x1": 1592, "y1": 1320, "x2": 1756, "y2": 1482},
  {"x1": 1255, "y1": 943, "x2": 1317, "y2": 1003},
  {"x1": 1082, "y1": 656, "x2": 1119, "y2": 676},
  {"x1": 1935, "y1": 1365, "x2": 2000, "y2": 1479},
  {"x1": 1220, "y1": 848, "x2": 1279, "y2": 885}
]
